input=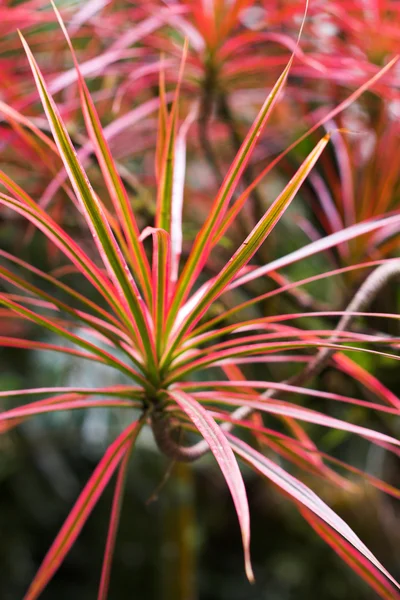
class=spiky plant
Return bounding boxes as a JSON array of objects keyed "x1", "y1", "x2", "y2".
[{"x1": 0, "y1": 5, "x2": 399, "y2": 600}]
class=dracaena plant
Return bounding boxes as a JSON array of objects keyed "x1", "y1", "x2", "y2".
[
  {"x1": 292, "y1": 106, "x2": 400, "y2": 274},
  {"x1": 3, "y1": 0, "x2": 399, "y2": 215},
  {"x1": 1, "y1": 5, "x2": 400, "y2": 600}
]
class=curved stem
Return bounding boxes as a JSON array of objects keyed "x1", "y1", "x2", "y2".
[{"x1": 152, "y1": 261, "x2": 400, "y2": 461}]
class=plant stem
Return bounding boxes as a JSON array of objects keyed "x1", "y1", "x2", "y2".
[{"x1": 160, "y1": 462, "x2": 197, "y2": 600}]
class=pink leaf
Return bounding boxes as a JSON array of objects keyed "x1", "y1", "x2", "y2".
[
  {"x1": 169, "y1": 390, "x2": 254, "y2": 582},
  {"x1": 229, "y1": 434, "x2": 400, "y2": 590}
]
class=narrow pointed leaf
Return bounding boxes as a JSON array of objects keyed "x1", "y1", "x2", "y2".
[
  {"x1": 98, "y1": 436, "x2": 137, "y2": 600},
  {"x1": 335, "y1": 354, "x2": 400, "y2": 410},
  {"x1": 53, "y1": 1, "x2": 153, "y2": 306},
  {"x1": 210, "y1": 395, "x2": 400, "y2": 449},
  {"x1": 299, "y1": 506, "x2": 400, "y2": 600},
  {"x1": 229, "y1": 434, "x2": 399, "y2": 590},
  {"x1": 169, "y1": 390, "x2": 253, "y2": 582},
  {"x1": 24, "y1": 421, "x2": 144, "y2": 600},
  {"x1": 232, "y1": 213, "x2": 400, "y2": 290},
  {"x1": 155, "y1": 56, "x2": 168, "y2": 183},
  {"x1": 155, "y1": 40, "x2": 188, "y2": 234},
  {"x1": 170, "y1": 105, "x2": 197, "y2": 290},
  {"x1": 0, "y1": 398, "x2": 138, "y2": 424}
]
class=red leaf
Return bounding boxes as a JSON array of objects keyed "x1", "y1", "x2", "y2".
[{"x1": 24, "y1": 421, "x2": 143, "y2": 600}]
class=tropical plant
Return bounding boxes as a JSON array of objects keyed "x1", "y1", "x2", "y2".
[
  {"x1": 0, "y1": 3, "x2": 399, "y2": 600},
  {"x1": 293, "y1": 106, "x2": 400, "y2": 270}
]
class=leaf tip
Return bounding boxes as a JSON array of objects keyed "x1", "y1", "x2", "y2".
[{"x1": 245, "y1": 555, "x2": 255, "y2": 584}]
